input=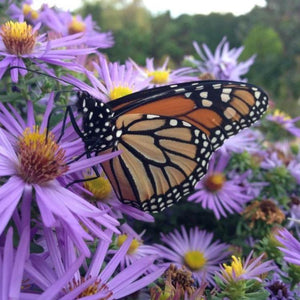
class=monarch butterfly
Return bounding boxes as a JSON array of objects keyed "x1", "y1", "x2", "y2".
[{"x1": 71, "y1": 80, "x2": 268, "y2": 213}]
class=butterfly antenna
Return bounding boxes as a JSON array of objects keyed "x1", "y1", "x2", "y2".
[{"x1": 7, "y1": 66, "x2": 83, "y2": 91}]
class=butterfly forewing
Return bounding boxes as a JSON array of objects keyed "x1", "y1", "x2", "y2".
[
  {"x1": 111, "y1": 81, "x2": 268, "y2": 151},
  {"x1": 100, "y1": 114, "x2": 212, "y2": 213}
]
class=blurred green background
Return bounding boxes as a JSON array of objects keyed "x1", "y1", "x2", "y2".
[{"x1": 78, "y1": 0, "x2": 300, "y2": 116}]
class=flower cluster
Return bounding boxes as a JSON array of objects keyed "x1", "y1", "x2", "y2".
[{"x1": 0, "y1": 0, "x2": 299, "y2": 299}]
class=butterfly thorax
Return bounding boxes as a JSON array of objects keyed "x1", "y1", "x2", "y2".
[{"x1": 76, "y1": 92, "x2": 116, "y2": 152}]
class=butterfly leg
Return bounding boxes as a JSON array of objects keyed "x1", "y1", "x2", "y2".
[{"x1": 56, "y1": 104, "x2": 84, "y2": 143}]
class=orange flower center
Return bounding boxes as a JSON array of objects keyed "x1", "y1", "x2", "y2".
[
  {"x1": 17, "y1": 127, "x2": 69, "y2": 184},
  {"x1": 68, "y1": 17, "x2": 86, "y2": 35},
  {"x1": 203, "y1": 172, "x2": 226, "y2": 192}
]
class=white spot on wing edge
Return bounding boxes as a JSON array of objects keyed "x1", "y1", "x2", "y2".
[
  {"x1": 200, "y1": 91, "x2": 208, "y2": 98},
  {"x1": 174, "y1": 88, "x2": 186, "y2": 93},
  {"x1": 213, "y1": 83, "x2": 222, "y2": 89},
  {"x1": 147, "y1": 114, "x2": 160, "y2": 119}
]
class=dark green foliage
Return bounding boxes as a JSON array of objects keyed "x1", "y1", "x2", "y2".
[{"x1": 77, "y1": 0, "x2": 300, "y2": 116}]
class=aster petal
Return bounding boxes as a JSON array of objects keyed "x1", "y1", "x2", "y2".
[
  {"x1": 35, "y1": 192, "x2": 57, "y2": 227},
  {"x1": 86, "y1": 231, "x2": 112, "y2": 278},
  {"x1": 26, "y1": 100, "x2": 35, "y2": 129},
  {"x1": 0, "y1": 176, "x2": 25, "y2": 235},
  {"x1": 43, "y1": 227, "x2": 65, "y2": 278},
  {"x1": 65, "y1": 151, "x2": 121, "y2": 174},
  {"x1": 58, "y1": 277, "x2": 97, "y2": 300},
  {"x1": 99, "y1": 237, "x2": 132, "y2": 283},
  {"x1": 25, "y1": 255, "x2": 59, "y2": 290},
  {"x1": 0, "y1": 132, "x2": 19, "y2": 173},
  {"x1": 9, "y1": 226, "x2": 30, "y2": 299},
  {"x1": 109, "y1": 257, "x2": 165, "y2": 297},
  {"x1": 6, "y1": 103, "x2": 26, "y2": 129},
  {"x1": 1, "y1": 227, "x2": 13, "y2": 298},
  {"x1": 0, "y1": 104, "x2": 24, "y2": 136},
  {"x1": 38, "y1": 254, "x2": 86, "y2": 300},
  {"x1": 40, "y1": 93, "x2": 55, "y2": 132}
]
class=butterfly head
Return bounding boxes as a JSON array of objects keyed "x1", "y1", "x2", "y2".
[{"x1": 76, "y1": 92, "x2": 116, "y2": 152}]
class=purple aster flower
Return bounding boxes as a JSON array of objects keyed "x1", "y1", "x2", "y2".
[
  {"x1": 130, "y1": 57, "x2": 197, "y2": 87},
  {"x1": 0, "y1": 226, "x2": 30, "y2": 299},
  {"x1": 192, "y1": 37, "x2": 255, "y2": 81},
  {"x1": 154, "y1": 226, "x2": 229, "y2": 286},
  {"x1": 217, "y1": 250, "x2": 275, "y2": 283},
  {"x1": 93, "y1": 56, "x2": 152, "y2": 100},
  {"x1": 275, "y1": 228, "x2": 300, "y2": 266},
  {"x1": 40, "y1": 7, "x2": 114, "y2": 49},
  {"x1": 188, "y1": 152, "x2": 253, "y2": 219},
  {"x1": 81, "y1": 173, "x2": 154, "y2": 222},
  {"x1": 229, "y1": 170, "x2": 268, "y2": 199},
  {"x1": 288, "y1": 197, "x2": 300, "y2": 236},
  {"x1": 8, "y1": 1, "x2": 40, "y2": 24},
  {"x1": 220, "y1": 128, "x2": 262, "y2": 154},
  {"x1": 98, "y1": 194, "x2": 155, "y2": 222},
  {"x1": 64, "y1": 56, "x2": 151, "y2": 102},
  {"x1": 261, "y1": 152, "x2": 284, "y2": 170},
  {"x1": 110, "y1": 223, "x2": 161, "y2": 270},
  {"x1": 25, "y1": 227, "x2": 166, "y2": 298},
  {"x1": 0, "y1": 20, "x2": 94, "y2": 82},
  {"x1": 264, "y1": 272, "x2": 297, "y2": 300},
  {"x1": 287, "y1": 160, "x2": 300, "y2": 184},
  {"x1": 266, "y1": 109, "x2": 300, "y2": 138},
  {"x1": 0, "y1": 93, "x2": 120, "y2": 256}
]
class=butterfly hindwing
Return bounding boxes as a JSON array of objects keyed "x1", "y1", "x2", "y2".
[{"x1": 100, "y1": 113, "x2": 213, "y2": 213}]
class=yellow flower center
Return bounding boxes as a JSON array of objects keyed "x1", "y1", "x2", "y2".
[
  {"x1": 65, "y1": 277, "x2": 111, "y2": 298},
  {"x1": 0, "y1": 21, "x2": 37, "y2": 55},
  {"x1": 84, "y1": 175, "x2": 112, "y2": 200},
  {"x1": 117, "y1": 234, "x2": 140, "y2": 254},
  {"x1": 273, "y1": 109, "x2": 291, "y2": 121},
  {"x1": 183, "y1": 250, "x2": 207, "y2": 271},
  {"x1": 223, "y1": 256, "x2": 245, "y2": 280},
  {"x1": 204, "y1": 172, "x2": 226, "y2": 192},
  {"x1": 147, "y1": 70, "x2": 170, "y2": 84},
  {"x1": 17, "y1": 127, "x2": 68, "y2": 184},
  {"x1": 22, "y1": 4, "x2": 39, "y2": 20},
  {"x1": 109, "y1": 86, "x2": 133, "y2": 100},
  {"x1": 68, "y1": 17, "x2": 86, "y2": 35}
]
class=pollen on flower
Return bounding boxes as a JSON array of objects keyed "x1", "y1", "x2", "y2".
[
  {"x1": 65, "y1": 276, "x2": 112, "y2": 298},
  {"x1": 84, "y1": 175, "x2": 112, "y2": 201},
  {"x1": 203, "y1": 172, "x2": 226, "y2": 192},
  {"x1": 117, "y1": 234, "x2": 140, "y2": 254},
  {"x1": 17, "y1": 127, "x2": 69, "y2": 184},
  {"x1": 243, "y1": 199, "x2": 285, "y2": 227},
  {"x1": 199, "y1": 72, "x2": 216, "y2": 80},
  {"x1": 150, "y1": 264, "x2": 199, "y2": 299},
  {"x1": 0, "y1": 21, "x2": 37, "y2": 55},
  {"x1": 273, "y1": 109, "x2": 291, "y2": 121},
  {"x1": 109, "y1": 86, "x2": 133, "y2": 100},
  {"x1": 184, "y1": 250, "x2": 207, "y2": 271},
  {"x1": 22, "y1": 4, "x2": 39, "y2": 20},
  {"x1": 147, "y1": 70, "x2": 170, "y2": 84},
  {"x1": 68, "y1": 17, "x2": 86, "y2": 35},
  {"x1": 223, "y1": 256, "x2": 245, "y2": 280}
]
